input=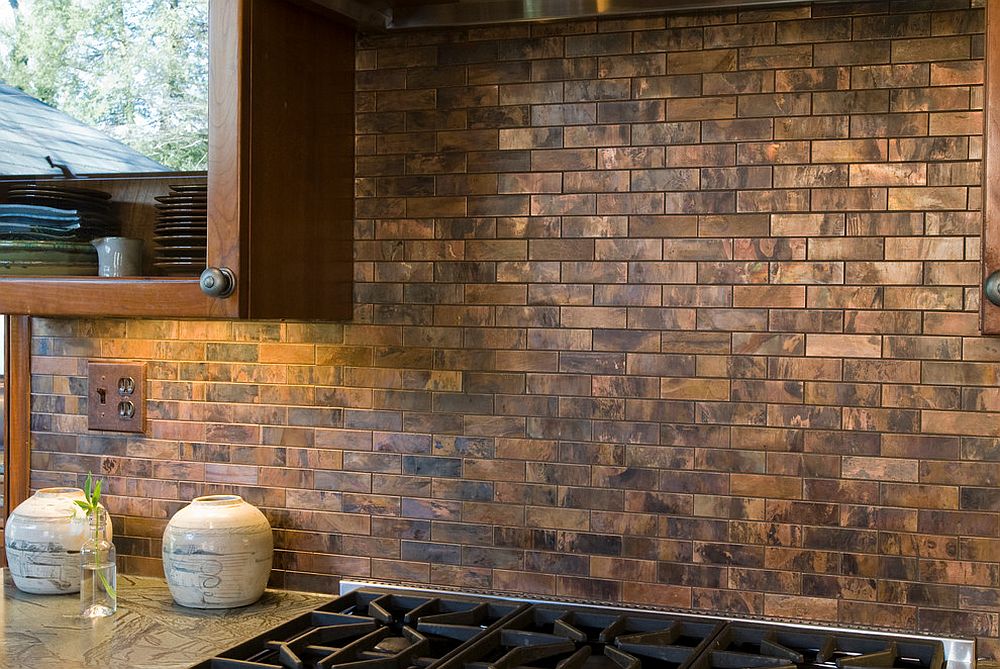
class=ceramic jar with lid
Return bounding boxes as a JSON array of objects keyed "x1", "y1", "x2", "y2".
[
  {"x1": 162, "y1": 494, "x2": 273, "y2": 609},
  {"x1": 4, "y1": 487, "x2": 111, "y2": 594}
]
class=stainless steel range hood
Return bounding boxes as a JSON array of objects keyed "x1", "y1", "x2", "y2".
[{"x1": 323, "y1": 0, "x2": 804, "y2": 30}]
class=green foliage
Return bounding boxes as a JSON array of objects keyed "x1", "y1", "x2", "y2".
[
  {"x1": 74, "y1": 471, "x2": 103, "y2": 517},
  {"x1": 0, "y1": 0, "x2": 208, "y2": 171}
]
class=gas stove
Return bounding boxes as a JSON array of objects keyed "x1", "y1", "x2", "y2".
[{"x1": 191, "y1": 582, "x2": 974, "y2": 669}]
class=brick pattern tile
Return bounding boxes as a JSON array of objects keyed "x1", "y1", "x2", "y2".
[{"x1": 27, "y1": 0, "x2": 1000, "y2": 652}]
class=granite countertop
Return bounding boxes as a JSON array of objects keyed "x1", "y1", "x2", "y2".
[{"x1": 0, "y1": 569, "x2": 335, "y2": 668}]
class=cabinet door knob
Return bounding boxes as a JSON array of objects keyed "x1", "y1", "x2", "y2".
[
  {"x1": 200, "y1": 267, "x2": 237, "y2": 298},
  {"x1": 986, "y1": 271, "x2": 1000, "y2": 307}
]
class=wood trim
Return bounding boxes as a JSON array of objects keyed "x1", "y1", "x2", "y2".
[
  {"x1": 0, "y1": 278, "x2": 217, "y2": 318},
  {"x1": 208, "y1": 0, "x2": 248, "y2": 319},
  {"x1": 5, "y1": 316, "x2": 31, "y2": 519},
  {"x1": 983, "y1": 0, "x2": 1000, "y2": 333}
]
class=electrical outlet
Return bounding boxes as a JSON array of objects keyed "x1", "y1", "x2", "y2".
[{"x1": 88, "y1": 361, "x2": 146, "y2": 433}]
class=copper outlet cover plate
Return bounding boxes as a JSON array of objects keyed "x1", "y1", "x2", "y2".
[{"x1": 87, "y1": 361, "x2": 146, "y2": 433}]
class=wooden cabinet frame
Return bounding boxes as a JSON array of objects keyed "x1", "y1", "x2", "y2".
[
  {"x1": 0, "y1": 0, "x2": 354, "y2": 321},
  {"x1": 208, "y1": 0, "x2": 355, "y2": 320},
  {"x1": 983, "y1": 0, "x2": 1000, "y2": 332},
  {"x1": 4, "y1": 317, "x2": 30, "y2": 520}
]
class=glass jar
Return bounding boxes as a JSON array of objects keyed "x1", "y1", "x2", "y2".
[{"x1": 80, "y1": 510, "x2": 116, "y2": 618}]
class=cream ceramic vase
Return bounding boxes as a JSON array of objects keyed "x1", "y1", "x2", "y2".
[
  {"x1": 162, "y1": 495, "x2": 273, "y2": 609},
  {"x1": 4, "y1": 487, "x2": 111, "y2": 594}
]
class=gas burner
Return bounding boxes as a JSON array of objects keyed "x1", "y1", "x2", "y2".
[
  {"x1": 342, "y1": 591, "x2": 525, "y2": 632},
  {"x1": 531, "y1": 606, "x2": 723, "y2": 647},
  {"x1": 193, "y1": 587, "x2": 955, "y2": 669},
  {"x1": 195, "y1": 590, "x2": 526, "y2": 669},
  {"x1": 437, "y1": 610, "x2": 722, "y2": 669},
  {"x1": 436, "y1": 628, "x2": 587, "y2": 669},
  {"x1": 494, "y1": 607, "x2": 723, "y2": 669},
  {"x1": 696, "y1": 624, "x2": 946, "y2": 669},
  {"x1": 613, "y1": 618, "x2": 725, "y2": 669},
  {"x1": 205, "y1": 611, "x2": 380, "y2": 669}
]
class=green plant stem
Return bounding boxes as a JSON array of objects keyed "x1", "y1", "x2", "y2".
[
  {"x1": 92, "y1": 513, "x2": 116, "y2": 600},
  {"x1": 77, "y1": 473, "x2": 116, "y2": 601},
  {"x1": 97, "y1": 570, "x2": 116, "y2": 599}
]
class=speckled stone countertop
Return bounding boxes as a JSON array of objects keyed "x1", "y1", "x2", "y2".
[{"x1": 0, "y1": 570, "x2": 334, "y2": 668}]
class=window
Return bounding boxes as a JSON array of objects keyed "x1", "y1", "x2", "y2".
[{"x1": 0, "y1": 0, "x2": 208, "y2": 175}]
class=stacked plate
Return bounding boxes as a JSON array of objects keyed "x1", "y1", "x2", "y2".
[
  {"x1": 4, "y1": 184, "x2": 118, "y2": 240},
  {"x1": 153, "y1": 184, "x2": 206, "y2": 276},
  {"x1": 0, "y1": 204, "x2": 82, "y2": 239},
  {"x1": 0, "y1": 240, "x2": 97, "y2": 275}
]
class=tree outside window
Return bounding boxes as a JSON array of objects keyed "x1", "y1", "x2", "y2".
[{"x1": 0, "y1": 0, "x2": 208, "y2": 172}]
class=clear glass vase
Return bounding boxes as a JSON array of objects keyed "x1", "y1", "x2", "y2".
[{"x1": 80, "y1": 510, "x2": 116, "y2": 618}]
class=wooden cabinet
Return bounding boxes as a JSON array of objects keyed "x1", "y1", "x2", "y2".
[
  {"x1": 0, "y1": 0, "x2": 354, "y2": 320},
  {"x1": 984, "y1": 0, "x2": 1000, "y2": 333}
]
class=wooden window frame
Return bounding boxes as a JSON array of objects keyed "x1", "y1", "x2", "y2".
[
  {"x1": 983, "y1": 0, "x2": 1000, "y2": 332},
  {"x1": 4, "y1": 316, "x2": 31, "y2": 523}
]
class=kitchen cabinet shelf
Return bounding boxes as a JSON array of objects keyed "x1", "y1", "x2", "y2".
[
  {"x1": 0, "y1": 0, "x2": 354, "y2": 321},
  {"x1": 0, "y1": 277, "x2": 211, "y2": 318}
]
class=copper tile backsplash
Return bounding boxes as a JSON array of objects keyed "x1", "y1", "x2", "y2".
[{"x1": 29, "y1": 0, "x2": 1000, "y2": 655}]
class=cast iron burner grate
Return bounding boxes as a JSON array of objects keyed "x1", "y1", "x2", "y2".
[
  {"x1": 191, "y1": 588, "x2": 948, "y2": 669},
  {"x1": 434, "y1": 608, "x2": 724, "y2": 669},
  {"x1": 693, "y1": 624, "x2": 946, "y2": 669},
  {"x1": 192, "y1": 589, "x2": 527, "y2": 669}
]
